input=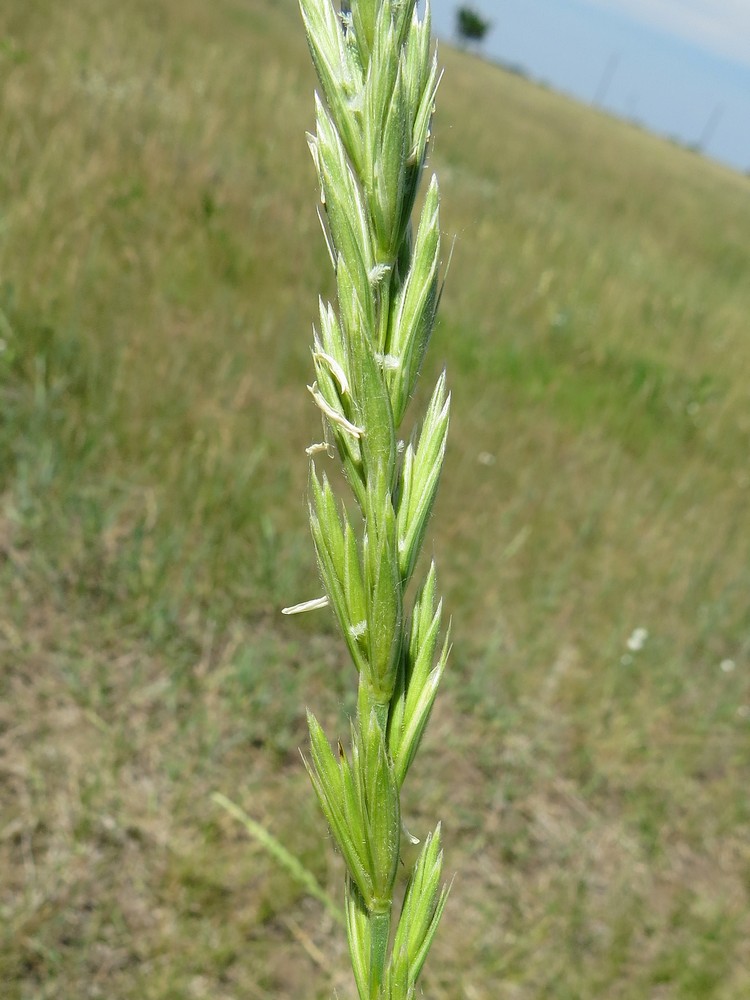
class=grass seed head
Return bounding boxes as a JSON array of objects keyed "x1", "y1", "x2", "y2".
[{"x1": 296, "y1": 1, "x2": 450, "y2": 994}]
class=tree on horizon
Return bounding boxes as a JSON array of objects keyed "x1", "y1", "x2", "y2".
[{"x1": 455, "y1": 5, "x2": 491, "y2": 50}]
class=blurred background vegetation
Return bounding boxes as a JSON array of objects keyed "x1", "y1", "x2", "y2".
[{"x1": 1, "y1": 0, "x2": 749, "y2": 996}]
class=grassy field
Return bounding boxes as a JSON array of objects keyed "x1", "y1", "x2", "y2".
[{"x1": 2, "y1": 0, "x2": 749, "y2": 996}]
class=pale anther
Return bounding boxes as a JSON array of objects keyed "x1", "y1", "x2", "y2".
[
  {"x1": 308, "y1": 383, "x2": 364, "y2": 439},
  {"x1": 282, "y1": 596, "x2": 330, "y2": 615},
  {"x1": 314, "y1": 351, "x2": 350, "y2": 395},
  {"x1": 401, "y1": 818, "x2": 420, "y2": 845}
]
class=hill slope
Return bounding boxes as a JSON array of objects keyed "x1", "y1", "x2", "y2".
[{"x1": 1, "y1": 0, "x2": 749, "y2": 996}]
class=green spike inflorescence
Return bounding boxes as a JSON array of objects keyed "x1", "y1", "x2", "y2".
[{"x1": 291, "y1": 2, "x2": 451, "y2": 995}]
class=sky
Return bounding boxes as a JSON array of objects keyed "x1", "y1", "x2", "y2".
[{"x1": 429, "y1": 0, "x2": 750, "y2": 173}]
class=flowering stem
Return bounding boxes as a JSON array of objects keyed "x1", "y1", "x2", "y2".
[{"x1": 293, "y1": 1, "x2": 452, "y2": 995}]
